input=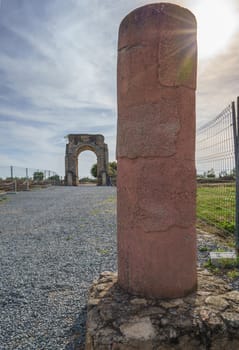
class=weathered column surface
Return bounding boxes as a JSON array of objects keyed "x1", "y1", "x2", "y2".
[{"x1": 117, "y1": 3, "x2": 197, "y2": 298}]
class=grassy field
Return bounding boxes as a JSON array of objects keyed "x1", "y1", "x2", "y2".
[{"x1": 197, "y1": 183, "x2": 235, "y2": 234}]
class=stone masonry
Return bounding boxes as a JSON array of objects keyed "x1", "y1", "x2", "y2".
[
  {"x1": 117, "y1": 3, "x2": 197, "y2": 298},
  {"x1": 85, "y1": 269, "x2": 239, "y2": 350},
  {"x1": 65, "y1": 134, "x2": 109, "y2": 186}
]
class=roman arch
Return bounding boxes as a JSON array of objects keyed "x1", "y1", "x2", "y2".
[{"x1": 65, "y1": 134, "x2": 109, "y2": 186}]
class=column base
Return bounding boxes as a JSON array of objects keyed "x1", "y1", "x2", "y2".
[{"x1": 85, "y1": 269, "x2": 239, "y2": 350}]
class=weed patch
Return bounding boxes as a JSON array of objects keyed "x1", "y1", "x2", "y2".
[{"x1": 197, "y1": 183, "x2": 235, "y2": 235}]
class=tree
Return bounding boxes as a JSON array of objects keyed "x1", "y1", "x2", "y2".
[
  {"x1": 206, "y1": 168, "x2": 215, "y2": 178},
  {"x1": 33, "y1": 171, "x2": 44, "y2": 181},
  {"x1": 90, "y1": 161, "x2": 117, "y2": 178},
  {"x1": 48, "y1": 175, "x2": 60, "y2": 182},
  {"x1": 219, "y1": 170, "x2": 228, "y2": 178},
  {"x1": 79, "y1": 177, "x2": 97, "y2": 184},
  {"x1": 91, "y1": 163, "x2": 97, "y2": 178},
  {"x1": 108, "y1": 161, "x2": 117, "y2": 176}
]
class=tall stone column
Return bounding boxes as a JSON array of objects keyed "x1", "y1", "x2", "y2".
[{"x1": 117, "y1": 3, "x2": 197, "y2": 298}]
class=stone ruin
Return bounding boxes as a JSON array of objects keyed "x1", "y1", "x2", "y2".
[
  {"x1": 65, "y1": 134, "x2": 109, "y2": 186},
  {"x1": 116, "y1": 1, "x2": 197, "y2": 299},
  {"x1": 85, "y1": 270, "x2": 239, "y2": 350},
  {"x1": 84, "y1": 3, "x2": 239, "y2": 349}
]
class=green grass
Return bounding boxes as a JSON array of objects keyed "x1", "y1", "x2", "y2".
[
  {"x1": 227, "y1": 269, "x2": 239, "y2": 279},
  {"x1": 90, "y1": 195, "x2": 116, "y2": 217},
  {"x1": 0, "y1": 196, "x2": 7, "y2": 203},
  {"x1": 197, "y1": 183, "x2": 235, "y2": 234},
  {"x1": 199, "y1": 245, "x2": 209, "y2": 252},
  {"x1": 97, "y1": 248, "x2": 109, "y2": 255},
  {"x1": 204, "y1": 258, "x2": 239, "y2": 278}
]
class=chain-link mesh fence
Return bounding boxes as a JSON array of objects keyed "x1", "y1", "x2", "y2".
[{"x1": 196, "y1": 101, "x2": 237, "y2": 239}]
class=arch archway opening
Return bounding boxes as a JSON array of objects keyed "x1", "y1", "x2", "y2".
[{"x1": 77, "y1": 150, "x2": 97, "y2": 185}]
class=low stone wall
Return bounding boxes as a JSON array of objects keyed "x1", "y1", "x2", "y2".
[{"x1": 85, "y1": 269, "x2": 239, "y2": 349}]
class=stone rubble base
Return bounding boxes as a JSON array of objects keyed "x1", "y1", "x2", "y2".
[{"x1": 85, "y1": 269, "x2": 239, "y2": 350}]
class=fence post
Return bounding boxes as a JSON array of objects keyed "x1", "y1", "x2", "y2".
[
  {"x1": 14, "y1": 179, "x2": 17, "y2": 193},
  {"x1": 232, "y1": 100, "x2": 239, "y2": 254},
  {"x1": 10, "y1": 165, "x2": 13, "y2": 179},
  {"x1": 236, "y1": 97, "x2": 239, "y2": 254}
]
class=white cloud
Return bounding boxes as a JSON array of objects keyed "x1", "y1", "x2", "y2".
[
  {"x1": 196, "y1": 33, "x2": 239, "y2": 127},
  {"x1": 0, "y1": 0, "x2": 239, "y2": 177}
]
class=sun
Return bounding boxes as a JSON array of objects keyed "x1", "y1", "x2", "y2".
[{"x1": 192, "y1": 0, "x2": 238, "y2": 59}]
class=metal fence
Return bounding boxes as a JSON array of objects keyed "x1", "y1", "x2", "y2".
[
  {"x1": 0, "y1": 166, "x2": 59, "y2": 180},
  {"x1": 0, "y1": 165, "x2": 62, "y2": 192},
  {"x1": 196, "y1": 97, "x2": 239, "y2": 251}
]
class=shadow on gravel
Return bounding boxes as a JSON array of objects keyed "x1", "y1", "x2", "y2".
[{"x1": 65, "y1": 305, "x2": 87, "y2": 350}]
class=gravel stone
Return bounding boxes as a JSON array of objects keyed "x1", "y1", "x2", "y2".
[
  {"x1": 0, "y1": 186, "x2": 238, "y2": 349},
  {"x1": 0, "y1": 186, "x2": 117, "y2": 349}
]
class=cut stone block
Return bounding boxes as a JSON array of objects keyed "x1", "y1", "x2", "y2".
[
  {"x1": 85, "y1": 269, "x2": 239, "y2": 350},
  {"x1": 116, "y1": 1, "x2": 197, "y2": 299}
]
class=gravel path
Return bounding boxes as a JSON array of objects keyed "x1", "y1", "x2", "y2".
[
  {"x1": 0, "y1": 186, "x2": 117, "y2": 350},
  {"x1": 0, "y1": 186, "x2": 238, "y2": 349}
]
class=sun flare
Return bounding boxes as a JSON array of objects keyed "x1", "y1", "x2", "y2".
[{"x1": 193, "y1": 0, "x2": 238, "y2": 59}]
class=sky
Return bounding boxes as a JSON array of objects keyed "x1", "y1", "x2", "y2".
[{"x1": 0, "y1": 0, "x2": 239, "y2": 178}]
